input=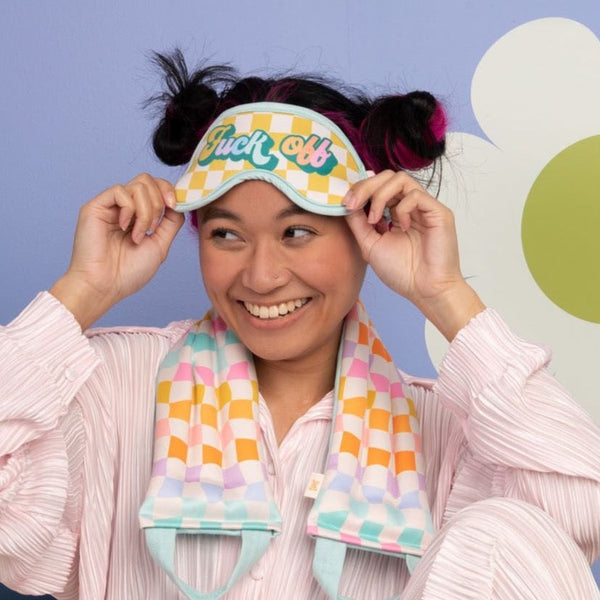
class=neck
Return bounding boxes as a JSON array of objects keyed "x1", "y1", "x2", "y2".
[{"x1": 254, "y1": 333, "x2": 340, "y2": 444}]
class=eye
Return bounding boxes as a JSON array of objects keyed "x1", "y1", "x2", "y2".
[
  {"x1": 283, "y1": 226, "x2": 314, "y2": 240},
  {"x1": 210, "y1": 227, "x2": 240, "y2": 241}
]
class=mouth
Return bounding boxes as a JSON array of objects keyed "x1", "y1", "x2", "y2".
[{"x1": 243, "y1": 298, "x2": 309, "y2": 319}]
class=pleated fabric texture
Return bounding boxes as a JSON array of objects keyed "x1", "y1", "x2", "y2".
[
  {"x1": 139, "y1": 303, "x2": 432, "y2": 599},
  {"x1": 403, "y1": 497, "x2": 600, "y2": 600},
  {"x1": 0, "y1": 293, "x2": 599, "y2": 599}
]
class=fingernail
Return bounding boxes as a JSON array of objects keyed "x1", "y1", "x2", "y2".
[
  {"x1": 367, "y1": 210, "x2": 379, "y2": 225},
  {"x1": 120, "y1": 216, "x2": 131, "y2": 232},
  {"x1": 343, "y1": 191, "x2": 357, "y2": 210},
  {"x1": 166, "y1": 191, "x2": 176, "y2": 209}
]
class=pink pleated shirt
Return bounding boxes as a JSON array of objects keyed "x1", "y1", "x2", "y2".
[{"x1": 1, "y1": 293, "x2": 599, "y2": 599}]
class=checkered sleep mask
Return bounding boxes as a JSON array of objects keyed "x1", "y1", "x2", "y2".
[
  {"x1": 139, "y1": 302, "x2": 433, "y2": 599},
  {"x1": 174, "y1": 102, "x2": 368, "y2": 215}
]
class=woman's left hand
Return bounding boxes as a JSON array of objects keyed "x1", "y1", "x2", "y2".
[{"x1": 344, "y1": 170, "x2": 485, "y2": 340}]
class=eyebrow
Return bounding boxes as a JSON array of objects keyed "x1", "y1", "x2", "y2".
[
  {"x1": 199, "y1": 207, "x2": 240, "y2": 224},
  {"x1": 200, "y1": 203, "x2": 310, "y2": 224}
]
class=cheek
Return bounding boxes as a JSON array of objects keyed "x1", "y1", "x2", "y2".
[
  {"x1": 336, "y1": 230, "x2": 368, "y2": 287},
  {"x1": 199, "y1": 243, "x2": 227, "y2": 296},
  {"x1": 200, "y1": 259, "x2": 217, "y2": 293},
  {"x1": 313, "y1": 236, "x2": 367, "y2": 305}
]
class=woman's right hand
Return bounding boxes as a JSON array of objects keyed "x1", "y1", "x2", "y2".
[{"x1": 50, "y1": 174, "x2": 185, "y2": 330}]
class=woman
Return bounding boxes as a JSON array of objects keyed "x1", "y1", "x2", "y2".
[{"x1": 1, "y1": 52, "x2": 599, "y2": 599}]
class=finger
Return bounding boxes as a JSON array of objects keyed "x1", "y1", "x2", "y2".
[
  {"x1": 128, "y1": 175, "x2": 173, "y2": 244},
  {"x1": 367, "y1": 172, "x2": 427, "y2": 225},
  {"x1": 344, "y1": 209, "x2": 382, "y2": 262},
  {"x1": 152, "y1": 207, "x2": 185, "y2": 261},
  {"x1": 154, "y1": 177, "x2": 177, "y2": 210},
  {"x1": 131, "y1": 174, "x2": 174, "y2": 224},
  {"x1": 343, "y1": 170, "x2": 396, "y2": 211},
  {"x1": 125, "y1": 186, "x2": 155, "y2": 244},
  {"x1": 389, "y1": 188, "x2": 453, "y2": 234},
  {"x1": 110, "y1": 185, "x2": 136, "y2": 232},
  {"x1": 129, "y1": 175, "x2": 178, "y2": 241},
  {"x1": 135, "y1": 172, "x2": 169, "y2": 217},
  {"x1": 91, "y1": 183, "x2": 138, "y2": 232}
]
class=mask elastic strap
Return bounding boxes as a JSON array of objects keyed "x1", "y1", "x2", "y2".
[
  {"x1": 145, "y1": 529, "x2": 271, "y2": 600},
  {"x1": 313, "y1": 537, "x2": 419, "y2": 600}
]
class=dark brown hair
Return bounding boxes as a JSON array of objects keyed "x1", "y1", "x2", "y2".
[{"x1": 149, "y1": 50, "x2": 447, "y2": 174}]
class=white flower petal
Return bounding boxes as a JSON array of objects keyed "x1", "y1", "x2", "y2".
[
  {"x1": 472, "y1": 17, "x2": 600, "y2": 166},
  {"x1": 430, "y1": 131, "x2": 600, "y2": 422}
]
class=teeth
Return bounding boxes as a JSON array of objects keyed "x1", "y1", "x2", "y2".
[{"x1": 244, "y1": 299, "x2": 308, "y2": 319}]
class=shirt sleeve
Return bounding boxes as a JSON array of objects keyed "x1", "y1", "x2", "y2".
[
  {"x1": 414, "y1": 308, "x2": 600, "y2": 563},
  {"x1": 0, "y1": 292, "x2": 100, "y2": 595}
]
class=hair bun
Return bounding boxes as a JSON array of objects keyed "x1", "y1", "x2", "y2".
[
  {"x1": 359, "y1": 91, "x2": 447, "y2": 171},
  {"x1": 150, "y1": 51, "x2": 234, "y2": 166}
]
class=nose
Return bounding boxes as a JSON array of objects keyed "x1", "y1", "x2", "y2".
[{"x1": 241, "y1": 240, "x2": 289, "y2": 293}]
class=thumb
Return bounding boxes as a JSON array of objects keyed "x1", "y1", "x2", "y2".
[{"x1": 344, "y1": 209, "x2": 381, "y2": 262}]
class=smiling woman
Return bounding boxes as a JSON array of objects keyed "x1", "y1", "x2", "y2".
[
  {"x1": 196, "y1": 182, "x2": 366, "y2": 444},
  {"x1": 198, "y1": 182, "x2": 365, "y2": 381},
  {"x1": 0, "y1": 50, "x2": 599, "y2": 600}
]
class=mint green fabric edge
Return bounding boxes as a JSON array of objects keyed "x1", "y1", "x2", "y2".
[
  {"x1": 314, "y1": 537, "x2": 414, "y2": 600},
  {"x1": 145, "y1": 528, "x2": 271, "y2": 600}
]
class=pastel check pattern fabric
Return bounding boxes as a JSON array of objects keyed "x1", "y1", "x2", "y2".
[
  {"x1": 139, "y1": 302, "x2": 432, "y2": 598},
  {"x1": 307, "y1": 302, "x2": 433, "y2": 557},
  {"x1": 139, "y1": 313, "x2": 282, "y2": 534},
  {"x1": 174, "y1": 102, "x2": 367, "y2": 216}
]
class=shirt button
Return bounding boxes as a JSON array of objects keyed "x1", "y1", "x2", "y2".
[
  {"x1": 267, "y1": 463, "x2": 275, "y2": 476},
  {"x1": 250, "y1": 561, "x2": 264, "y2": 580},
  {"x1": 64, "y1": 366, "x2": 76, "y2": 381}
]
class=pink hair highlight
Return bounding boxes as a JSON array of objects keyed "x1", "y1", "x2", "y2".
[
  {"x1": 265, "y1": 81, "x2": 298, "y2": 102},
  {"x1": 320, "y1": 110, "x2": 367, "y2": 156},
  {"x1": 357, "y1": 97, "x2": 447, "y2": 172},
  {"x1": 387, "y1": 135, "x2": 436, "y2": 170},
  {"x1": 429, "y1": 102, "x2": 447, "y2": 142},
  {"x1": 359, "y1": 129, "x2": 435, "y2": 172}
]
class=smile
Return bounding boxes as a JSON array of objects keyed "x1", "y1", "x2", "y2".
[{"x1": 243, "y1": 298, "x2": 309, "y2": 319}]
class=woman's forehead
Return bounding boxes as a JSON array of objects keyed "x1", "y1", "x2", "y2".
[{"x1": 197, "y1": 181, "x2": 316, "y2": 223}]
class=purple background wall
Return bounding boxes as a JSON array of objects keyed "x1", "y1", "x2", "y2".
[{"x1": 1, "y1": 1, "x2": 598, "y2": 597}]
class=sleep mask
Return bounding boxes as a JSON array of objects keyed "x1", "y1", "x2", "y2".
[{"x1": 174, "y1": 102, "x2": 367, "y2": 215}]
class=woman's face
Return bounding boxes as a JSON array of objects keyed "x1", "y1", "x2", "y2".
[{"x1": 197, "y1": 180, "x2": 367, "y2": 368}]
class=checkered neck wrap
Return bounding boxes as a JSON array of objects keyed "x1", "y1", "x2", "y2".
[
  {"x1": 139, "y1": 312, "x2": 282, "y2": 534},
  {"x1": 174, "y1": 102, "x2": 367, "y2": 216},
  {"x1": 139, "y1": 302, "x2": 433, "y2": 598},
  {"x1": 307, "y1": 302, "x2": 433, "y2": 557}
]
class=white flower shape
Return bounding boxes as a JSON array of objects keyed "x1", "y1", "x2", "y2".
[{"x1": 426, "y1": 17, "x2": 600, "y2": 421}]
